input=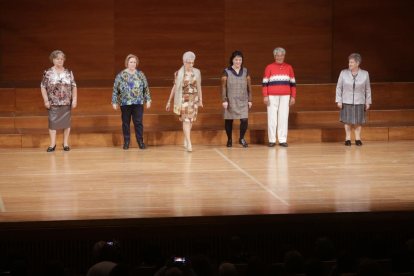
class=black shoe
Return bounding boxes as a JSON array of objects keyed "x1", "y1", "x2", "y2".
[
  {"x1": 279, "y1": 143, "x2": 288, "y2": 147},
  {"x1": 355, "y1": 140, "x2": 362, "y2": 146},
  {"x1": 46, "y1": 145, "x2": 56, "y2": 152},
  {"x1": 269, "y1": 143, "x2": 276, "y2": 147},
  {"x1": 239, "y1": 138, "x2": 248, "y2": 147},
  {"x1": 62, "y1": 144, "x2": 70, "y2": 151},
  {"x1": 345, "y1": 140, "x2": 351, "y2": 146},
  {"x1": 138, "y1": 142, "x2": 146, "y2": 149},
  {"x1": 123, "y1": 141, "x2": 130, "y2": 150},
  {"x1": 227, "y1": 139, "x2": 232, "y2": 147}
]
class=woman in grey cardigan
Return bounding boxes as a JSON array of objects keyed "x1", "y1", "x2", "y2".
[{"x1": 336, "y1": 53, "x2": 372, "y2": 146}]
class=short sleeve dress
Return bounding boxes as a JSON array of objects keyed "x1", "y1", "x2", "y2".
[{"x1": 174, "y1": 71, "x2": 199, "y2": 122}]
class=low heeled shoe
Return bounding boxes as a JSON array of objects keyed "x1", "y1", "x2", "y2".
[
  {"x1": 239, "y1": 138, "x2": 248, "y2": 147},
  {"x1": 62, "y1": 144, "x2": 70, "y2": 151},
  {"x1": 355, "y1": 140, "x2": 363, "y2": 146},
  {"x1": 227, "y1": 139, "x2": 232, "y2": 147},
  {"x1": 279, "y1": 142, "x2": 288, "y2": 147},
  {"x1": 138, "y1": 142, "x2": 146, "y2": 149},
  {"x1": 345, "y1": 140, "x2": 351, "y2": 146},
  {"x1": 47, "y1": 145, "x2": 56, "y2": 152},
  {"x1": 123, "y1": 141, "x2": 130, "y2": 150},
  {"x1": 269, "y1": 143, "x2": 276, "y2": 147}
]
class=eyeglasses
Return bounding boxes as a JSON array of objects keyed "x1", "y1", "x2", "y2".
[{"x1": 185, "y1": 61, "x2": 194, "y2": 64}]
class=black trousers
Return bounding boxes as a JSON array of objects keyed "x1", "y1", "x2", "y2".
[{"x1": 121, "y1": 104, "x2": 144, "y2": 143}]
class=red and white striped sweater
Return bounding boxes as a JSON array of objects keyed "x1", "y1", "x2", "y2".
[{"x1": 262, "y1": 62, "x2": 296, "y2": 98}]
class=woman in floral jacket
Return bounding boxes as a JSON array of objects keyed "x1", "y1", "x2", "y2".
[{"x1": 112, "y1": 54, "x2": 151, "y2": 150}]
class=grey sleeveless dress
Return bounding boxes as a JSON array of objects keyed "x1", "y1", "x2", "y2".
[{"x1": 222, "y1": 67, "x2": 251, "y2": 119}]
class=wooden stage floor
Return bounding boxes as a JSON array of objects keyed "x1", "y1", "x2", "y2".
[{"x1": 0, "y1": 141, "x2": 413, "y2": 223}]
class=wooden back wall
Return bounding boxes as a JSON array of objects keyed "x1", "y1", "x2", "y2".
[{"x1": 0, "y1": 0, "x2": 413, "y2": 85}]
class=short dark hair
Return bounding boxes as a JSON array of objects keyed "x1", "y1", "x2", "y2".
[{"x1": 229, "y1": 51, "x2": 244, "y2": 66}]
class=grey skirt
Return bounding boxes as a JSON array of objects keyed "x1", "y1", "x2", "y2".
[
  {"x1": 47, "y1": 105, "x2": 72, "y2": 130},
  {"x1": 340, "y1": 104, "x2": 366, "y2": 124}
]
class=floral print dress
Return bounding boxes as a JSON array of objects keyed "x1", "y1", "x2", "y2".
[{"x1": 175, "y1": 72, "x2": 199, "y2": 122}]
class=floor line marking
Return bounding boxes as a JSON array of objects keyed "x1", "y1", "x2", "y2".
[
  {"x1": 0, "y1": 195, "x2": 6, "y2": 212},
  {"x1": 213, "y1": 148, "x2": 290, "y2": 206}
]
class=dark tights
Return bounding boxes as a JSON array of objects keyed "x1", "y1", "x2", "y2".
[{"x1": 225, "y1": 118, "x2": 248, "y2": 140}]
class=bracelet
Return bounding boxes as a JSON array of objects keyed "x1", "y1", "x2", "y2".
[
  {"x1": 44, "y1": 101, "x2": 49, "y2": 103},
  {"x1": 72, "y1": 100, "x2": 77, "y2": 102},
  {"x1": 167, "y1": 102, "x2": 170, "y2": 104}
]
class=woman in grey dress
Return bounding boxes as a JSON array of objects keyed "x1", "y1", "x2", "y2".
[
  {"x1": 336, "y1": 53, "x2": 372, "y2": 146},
  {"x1": 221, "y1": 51, "x2": 252, "y2": 147}
]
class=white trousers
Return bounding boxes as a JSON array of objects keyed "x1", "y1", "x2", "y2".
[{"x1": 267, "y1": 95, "x2": 290, "y2": 143}]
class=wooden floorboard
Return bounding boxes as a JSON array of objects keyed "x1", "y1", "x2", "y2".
[{"x1": 0, "y1": 140, "x2": 413, "y2": 223}]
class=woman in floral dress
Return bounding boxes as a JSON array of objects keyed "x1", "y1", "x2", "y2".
[{"x1": 166, "y1": 52, "x2": 203, "y2": 152}]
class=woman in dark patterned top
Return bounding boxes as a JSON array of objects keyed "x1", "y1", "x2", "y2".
[
  {"x1": 221, "y1": 51, "x2": 252, "y2": 147},
  {"x1": 41, "y1": 50, "x2": 77, "y2": 152},
  {"x1": 112, "y1": 54, "x2": 152, "y2": 150}
]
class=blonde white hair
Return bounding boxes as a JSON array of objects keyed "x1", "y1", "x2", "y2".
[{"x1": 183, "y1": 51, "x2": 196, "y2": 62}]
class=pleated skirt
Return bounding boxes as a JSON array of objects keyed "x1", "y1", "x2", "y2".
[
  {"x1": 47, "y1": 105, "x2": 71, "y2": 130},
  {"x1": 340, "y1": 104, "x2": 366, "y2": 124}
]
